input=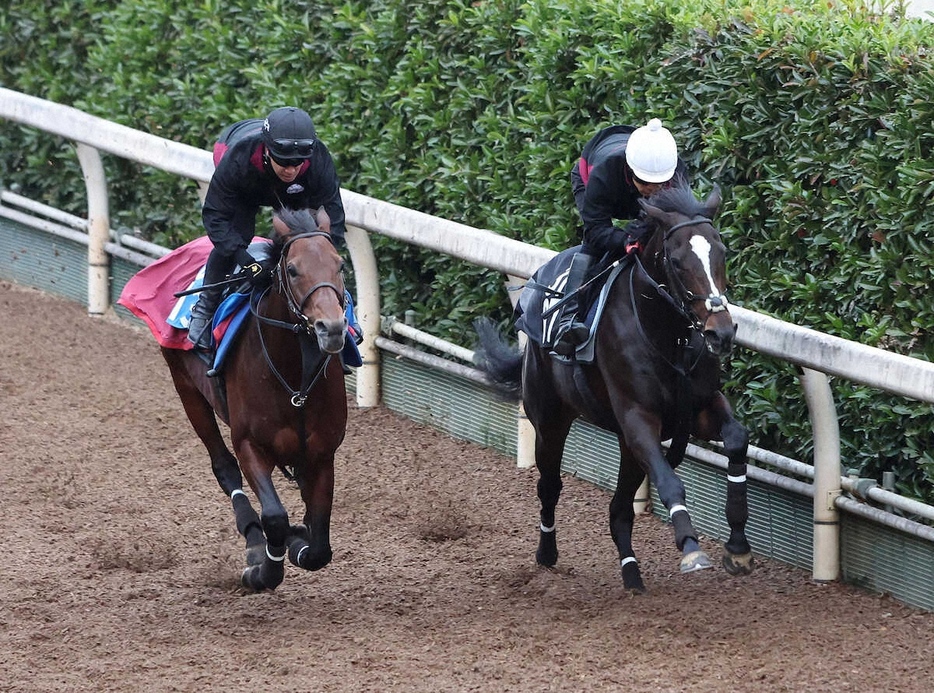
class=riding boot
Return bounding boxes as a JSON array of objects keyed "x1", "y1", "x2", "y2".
[
  {"x1": 187, "y1": 287, "x2": 222, "y2": 350},
  {"x1": 187, "y1": 252, "x2": 233, "y2": 350},
  {"x1": 552, "y1": 252, "x2": 594, "y2": 356}
]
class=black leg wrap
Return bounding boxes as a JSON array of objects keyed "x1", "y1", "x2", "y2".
[
  {"x1": 724, "y1": 463, "x2": 751, "y2": 555},
  {"x1": 287, "y1": 534, "x2": 333, "y2": 571},
  {"x1": 232, "y1": 493, "x2": 262, "y2": 538},
  {"x1": 670, "y1": 509, "x2": 697, "y2": 551},
  {"x1": 537, "y1": 477, "x2": 562, "y2": 528}
]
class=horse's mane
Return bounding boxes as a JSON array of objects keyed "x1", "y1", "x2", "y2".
[
  {"x1": 270, "y1": 208, "x2": 322, "y2": 257},
  {"x1": 644, "y1": 178, "x2": 713, "y2": 219}
]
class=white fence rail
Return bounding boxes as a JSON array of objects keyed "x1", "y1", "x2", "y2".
[{"x1": 2, "y1": 87, "x2": 933, "y2": 585}]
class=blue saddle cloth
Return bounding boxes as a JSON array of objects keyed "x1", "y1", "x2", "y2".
[
  {"x1": 515, "y1": 246, "x2": 628, "y2": 363},
  {"x1": 207, "y1": 291, "x2": 364, "y2": 373},
  {"x1": 166, "y1": 239, "x2": 362, "y2": 372}
]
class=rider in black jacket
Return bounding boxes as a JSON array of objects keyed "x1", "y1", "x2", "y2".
[
  {"x1": 188, "y1": 106, "x2": 347, "y2": 350},
  {"x1": 552, "y1": 118, "x2": 689, "y2": 356}
]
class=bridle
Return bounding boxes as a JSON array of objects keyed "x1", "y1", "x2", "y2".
[
  {"x1": 277, "y1": 231, "x2": 346, "y2": 329},
  {"x1": 249, "y1": 230, "x2": 346, "y2": 407},
  {"x1": 629, "y1": 216, "x2": 730, "y2": 372},
  {"x1": 658, "y1": 216, "x2": 729, "y2": 331}
]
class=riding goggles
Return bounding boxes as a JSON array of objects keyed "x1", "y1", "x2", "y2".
[{"x1": 269, "y1": 138, "x2": 316, "y2": 157}]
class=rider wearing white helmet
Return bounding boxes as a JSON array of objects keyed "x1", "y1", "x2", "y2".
[{"x1": 552, "y1": 118, "x2": 688, "y2": 356}]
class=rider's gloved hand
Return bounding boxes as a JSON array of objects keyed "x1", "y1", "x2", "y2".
[
  {"x1": 244, "y1": 261, "x2": 264, "y2": 278},
  {"x1": 243, "y1": 260, "x2": 272, "y2": 287},
  {"x1": 621, "y1": 218, "x2": 651, "y2": 255}
]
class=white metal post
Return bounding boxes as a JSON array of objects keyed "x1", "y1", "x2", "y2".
[
  {"x1": 75, "y1": 143, "x2": 110, "y2": 317},
  {"x1": 344, "y1": 223, "x2": 381, "y2": 407},
  {"x1": 800, "y1": 367, "x2": 842, "y2": 582}
]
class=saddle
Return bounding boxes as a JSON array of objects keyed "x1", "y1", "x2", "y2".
[
  {"x1": 516, "y1": 246, "x2": 631, "y2": 363},
  {"x1": 118, "y1": 236, "x2": 362, "y2": 373}
]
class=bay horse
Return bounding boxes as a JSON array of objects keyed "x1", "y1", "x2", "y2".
[
  {"x1": 475, "y1": 184, "x2": 753, "y2": 592},
  {"x1": 162, "y1": 207, "x2": 348, "y2": 591}
]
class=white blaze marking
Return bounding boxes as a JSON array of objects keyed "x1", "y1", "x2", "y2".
[{"x1": 689, "y1": 235, "x2": 724, "y2": 297}]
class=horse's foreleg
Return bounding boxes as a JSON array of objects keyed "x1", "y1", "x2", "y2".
[
  {"x1": 722, "y1": 419, "x2": 754, "y2": 575},
  {"x1": 694, "y1": 394, "x2": 754, "y2": 575},
  {"x1": 609, "y1": 448, "x2": 647, "y2": 592},
  {"x1": 230, "y1": 490, "x2": 265, "y2": 566},
  {"x1": 288, "y1": 453, "x2": 335, "y2": 572},
  {"x1": 624, "y1": 414, "x2": 712, "y2": 574},
  {"x1": 237, "y1": 444, "x2": 288, "y2": 592}
]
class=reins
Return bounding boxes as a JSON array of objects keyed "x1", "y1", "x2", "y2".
[
  {"x1": 628, "y1": 253, "x2": 706, "y2": 376},
  {"x1": 248, "y1": 230, "x2": 343, "y2": 407}
]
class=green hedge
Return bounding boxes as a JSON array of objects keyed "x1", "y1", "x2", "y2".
[{"x1": 1, "y1": 0, "x2": 932, "y2": 504}]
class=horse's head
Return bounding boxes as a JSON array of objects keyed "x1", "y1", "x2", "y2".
[
  {"x1": 640, "y1": 184, "x2": 736, "y2": 357},
  {"x1": 271, "y1": 207, "x2": 347, "y2": 354}
]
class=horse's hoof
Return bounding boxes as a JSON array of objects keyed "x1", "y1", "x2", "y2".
[
  {"x1": 680, "y1": 550, "x2": 713, "y2": 573},
  {"x1": 722, "y1": 551, "x2": 755, "y2": 576},
  {"x1": 536, "y1": 532, "x2": 558, "y2": 567},
  {"x1": 240, "y1": 566, "x2": 267, "y2": 592},
  {"x1": 621, "y1": 563, "x2": 646, "y2": 594},
  {"x1": 535, "y1": 550, "x2": 558, "y2": 568}
]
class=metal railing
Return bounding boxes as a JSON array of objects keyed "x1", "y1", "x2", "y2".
[{"x1": 2, "y1": 86, "x2": 933, "y2": 585}]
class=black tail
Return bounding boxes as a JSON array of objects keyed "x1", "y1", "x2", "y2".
[{"x1": 473, "y1": 318, "x2": 523, "y2": 399}]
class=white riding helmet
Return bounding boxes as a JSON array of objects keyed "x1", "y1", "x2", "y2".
[{"x1": 626, "y1": 118, "x2": 678, "y2": 183}]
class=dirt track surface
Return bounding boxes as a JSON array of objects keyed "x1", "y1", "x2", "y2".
[{"x1": 1, "y1": 280, "x2": 932, "y2": 692}]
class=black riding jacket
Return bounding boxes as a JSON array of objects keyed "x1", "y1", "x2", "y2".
[
  {"x1": 572, "y1": 124, "x2": 688, "y2": 257},
  {"x1": 202, "y1": 119, "x2": 347, "y2": 268}
]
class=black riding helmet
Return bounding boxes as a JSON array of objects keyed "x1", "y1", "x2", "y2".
[{"x1": 262, "y1": 107, "x2": 317, "y2": 160}]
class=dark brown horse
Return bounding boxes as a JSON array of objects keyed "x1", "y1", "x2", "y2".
[
  {"x1": 475, "y1": 184, "x2": 753, "y2": 592},
  {"x1": 162, "y1": 207, "x2": 348, "y2": 591}
]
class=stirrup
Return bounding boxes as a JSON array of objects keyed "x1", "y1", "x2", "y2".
[{"x1": 187, "y1": 315, "x2": 213, "y2": 350}]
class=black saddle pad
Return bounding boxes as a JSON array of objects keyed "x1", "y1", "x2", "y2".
[{"x1": 515, "y1": 247, "x2": 630, "y2": 363}]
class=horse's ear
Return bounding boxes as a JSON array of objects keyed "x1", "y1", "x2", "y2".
[
  {"x1": 272, "y1": 213, "x2": 290, "y2": 237},
  {"x1": 703, "y1": 185, "x2": 722, "y2": 217},
  {"x1": 314, "y1": 206, "x2": 331, "y2": 235}
]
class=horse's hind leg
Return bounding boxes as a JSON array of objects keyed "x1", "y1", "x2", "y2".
[
  {"x1": 525, "y1": 363, "x2": 576, "y2": 567},
  {"x1": 609, "y1": 448, "x2": 647, "y2": 592}
]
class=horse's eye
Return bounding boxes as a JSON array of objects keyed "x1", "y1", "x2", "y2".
[{"x1": 287, "y1": 264, "x2": 298, "y2": 278}]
